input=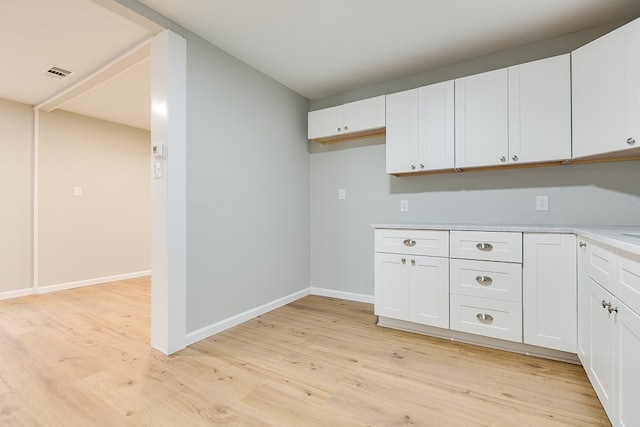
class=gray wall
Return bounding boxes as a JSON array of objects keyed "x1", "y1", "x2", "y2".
[
  {"x1": 115, "y1": 0, "x2": 311, "y2": 335},
  {"x1": 183, "y1": 34, "x2": 310, "y2": 332},
  {"x1": 309, "y1": 23, "x2": 640, "y2": 297}
]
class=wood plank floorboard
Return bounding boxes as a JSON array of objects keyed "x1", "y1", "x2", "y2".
[{"x1": 0, "y1": 278, "x2": 610, "y2": 426}]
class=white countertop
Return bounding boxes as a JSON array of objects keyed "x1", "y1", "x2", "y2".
[{"x1": 372, "y1": 224, "x2": 640, "y2": 256}]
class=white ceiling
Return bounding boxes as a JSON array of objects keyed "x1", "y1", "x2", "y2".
[
  {"x1": 3, "y1": 0, "x2": 640, "y2": 130},
  {"x1": 138, "y1": 0, "x2": 640, "y2": 99},
  {"x1": 1, "y1": 0, "x2": 155, "y2": 129}
]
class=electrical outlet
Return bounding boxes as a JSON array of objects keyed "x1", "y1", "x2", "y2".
[
  {"x1": 536, "y1": 195, "x2": 549, "y2": 211},
  {"x1": 338, "y1": 188, "x2": 346, "y2": 200},
  {"x1": 400, "y1": 199, "x2": 409, "y2": 213}
]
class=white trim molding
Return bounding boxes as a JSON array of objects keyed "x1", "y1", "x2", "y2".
[
  {"x1": 185, "y1": 286, "x2": 374, "y2": 346},
  {"x1": 186, "y1": 288, "x2": 311, "y2": 346},
  {"x1": 37, "y1": 270, "x2": 151, "y2": 294},
  {"x1": 0, "y1": 288, "x2": 35, "y2": 301},
  {"x1": 310, "y1": 287, "x2": 374, "y2": 304}
]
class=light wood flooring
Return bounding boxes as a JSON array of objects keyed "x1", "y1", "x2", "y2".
[{"x1": 0, "y1": 277, "x2": 610, "y2": 426}]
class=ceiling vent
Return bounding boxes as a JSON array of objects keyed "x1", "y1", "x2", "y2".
[{"x1": 44, "y1": 65, "x2": 74, "y2": 79}]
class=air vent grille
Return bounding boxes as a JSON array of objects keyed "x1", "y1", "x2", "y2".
[{"x1": 45, "y1": 66, "x2": 73, "y2": 79}]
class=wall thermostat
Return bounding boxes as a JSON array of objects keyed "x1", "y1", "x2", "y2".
[{"x1": 152, "y1": 141, "x2": 165, "y2": 158}]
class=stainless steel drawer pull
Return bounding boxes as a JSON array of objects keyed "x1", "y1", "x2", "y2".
[
  {"x1": 476, "y1": 242, "x2": 493, "y2": 251},
  {"x1": 401, "y1": 258, "x2": 406, "y2": 265},
  {"x1": 403, "y1": 239, "x2": 417, "y2": 247},
  {"x1": 475, "y1": 275, "x2": 493, "y2": 285},
  {"x1": 476, "y1": 313, "x2": 494, "y2": 323},
  {"x1": 602, "y1": 300, "x2": 611, "y2": 309},
  {"x1": 608, "y1": 305, "x2": 618, "y2": 314},
  {"x1": 579, "y1": 242, "x2": 587, "y2": 248},
  {"x1": 410, "y1": 259, "x2": 416, "y2": 266}
]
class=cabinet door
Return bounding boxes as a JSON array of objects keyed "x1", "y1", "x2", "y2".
[
  {"x1": 588, "y1": 281, "x2": 617, "y2": 419},
  {"x1": 343, "y1": 95, "x2": 386, "y2": 134},
  {"x1": 523, "y1": 234, "x2": 577, "y2": 352},
  {"x1": 572, "y1": 18, "x2": 640, "y2": 158},
  {"x1": 455, "y1": 69, "x2": 508, "y2": 168},
  {"x1": 374, "y1": 253, "x2": 410, "y2": 321},
  {"x1": 618, "y1": 302, "x2": 640, "y2": 427},
  {"x1": 308, "y1": 105, "x2": 343, "y2": 139},
  {"x1": 409, "y1": 255, "x2": 449, "y2": 329},
  {"x1": 386, "y1": 89, "x2": 418, "y2": 174},
  {"x1": 508, "y1": 54, "x2": 571, "y2": 164},
  {"x1": 418, "y1": 80, "x2": 455, "y2": 171},
  {"x1": 577, "y1": 237, "x2": 590, "y2": 365}
]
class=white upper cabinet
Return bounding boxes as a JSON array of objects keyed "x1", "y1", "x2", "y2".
[
  {"x1": 308, "y1": 95, "x2": 385, "y2": 143},
  {"x1": 509, "y1": 54, "x2": 571, "y2": 164},
  {"x1": 455, "y1": 56, "x2": 571, "y2": 169},
  {"x1": 572, "y1": 18, "x2": 640, "y2": 159},
  {"x1": 455, "y1": 69, "x2": 509, "y2": 168},
  {"x1": 386, "y1": 81, "x2": 454, "y2": 174},
  {"x1": 386, "y1": 88, "x2": 418, "y2": 174}
]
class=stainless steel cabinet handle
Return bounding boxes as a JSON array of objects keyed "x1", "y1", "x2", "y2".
[
  {"x1": 420, "y1": 163, "x2": 424, "y2": 169},
  {"x1": 579, "y1": 242, "x2": 587, "y2": 248},
  {"x1": 410, "y1": 259, "x2": 415, "y2": 266},
  {"x1": 401, "y1": 257, "x2": 406, "y2": 265},
  {"x1": 602, "y1": 300, "x2": 611, "y2": 309},
  {"x1": 403, "y1": 239, "x2": 417, "y2": 247},
  {"x1": 475, "y1": 275, "x2": 493, "y2": 285},
  {"x1": 627, "y1": 137, "x2": 636, "y2": 145},
  {"x1": 411, "y1": 164, "x2": 416, "y2": 170},
  {"x1": 608, "y1": 305, "x2": 618, "y2": 314},
  {"x1": 500, "y1": 156, "x2": 507, "y2": 163},
  {"x1": 476, "y1": 313, "x2": 493, "y2": 323},
  {"x1": 512, "y1": 155, "x2": 518, "y2": 161},
  {"x1": 337, "y1": 127, "x2": 342, "y2": 132},
  {"x1": 476, "y1": 242, "x2": 493, "y2": 251},
  {"x1": 344, "y1": 125, "x2": 349, "y2": 131}
]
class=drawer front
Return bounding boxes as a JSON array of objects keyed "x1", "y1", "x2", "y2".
[
  {"x1": 450, "y1": 259, "x2": 522, "y2": 302},
  {"x1": 450, "y1": 231, "x2": 522, "y2": 263},
  {"x1": 585, "y1": 239, "x2": 616, "y2": 295},
  {"x1": 375, "y1": 229, "x2": 449, "y2": 257},
  {"x1": 450, "y1": 294, "x2": 523, "y2": 342},
  {"x1": 617, "y1": 250, "x2": 640, "y2": 316}
]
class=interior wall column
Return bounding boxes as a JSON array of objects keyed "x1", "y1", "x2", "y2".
[{"x1": 150, "y1": 29, "x2": 187, "y2": 355}]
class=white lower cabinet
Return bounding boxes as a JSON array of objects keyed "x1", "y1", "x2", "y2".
[
  {"x1": 587, "y1": 281, "x2": 617, "y2": 419},
  {"x1": 523, "y1": 234, "x2": 577, "y2": 353},
  {"x1": 374, "y1": 252, "x2": 449, "y2": 328},
  {"x1": 374, "y1": 230, "x2": 449, "y2": 329},
  {"x1": 577, "y1": 237, "x2": 640, "y2": 426},
  {"x1": 618, "y1": 302, "x2": 640, "y2": 427},
  {"x1": 450, "y1": 294, "x2": 522, "y2": 342},
  {"x1": 374, "y1": 227, "x2": 640, "y2": 427}
]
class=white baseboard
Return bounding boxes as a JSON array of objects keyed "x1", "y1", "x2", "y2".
[
  {"x1": 37, "y1": 270, "x2": 151, "y2": 295},
  {"x1": 185, "y1": 287, "x2": 312, "y2": 346},
  {"x1": 185, "y1": 286, "x2": 374, "y2": 346},
  {"x1": 0, "y1": 288, "x2": 35, "y2": 301},
  {"x1": 310, "y1": 287, "x2": 374, "y2": 304}
]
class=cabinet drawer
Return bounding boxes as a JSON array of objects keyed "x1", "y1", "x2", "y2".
[
  {"x1": 450, "y1": 259, "x2": 522, "y2": 302},
  {"x1": 585, "y1": 239, "x2": 616, "y2": 295},
  {"x1": 450, "y1": 231, "x2": 522, "y2": 263},
  {"x1": 375, "y1": 229, "x2": 449, "y2": 257},
  {"x1": 617, "y1": 250, "x2": 640, "y2": 316},
  {"x1": 450, "y1": 294, "x2": 522, "y2": 342}
]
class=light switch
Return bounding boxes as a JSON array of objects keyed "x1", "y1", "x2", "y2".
[
  {"x1": 74, "y1": 186, "x2": 82, "y2": 196},
  {"x1": 338, "y1": 188, "x2": 346, "y2": 200},
  {"x1": 153, "y1": 161, "x2": 163, "y2": 179}
]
